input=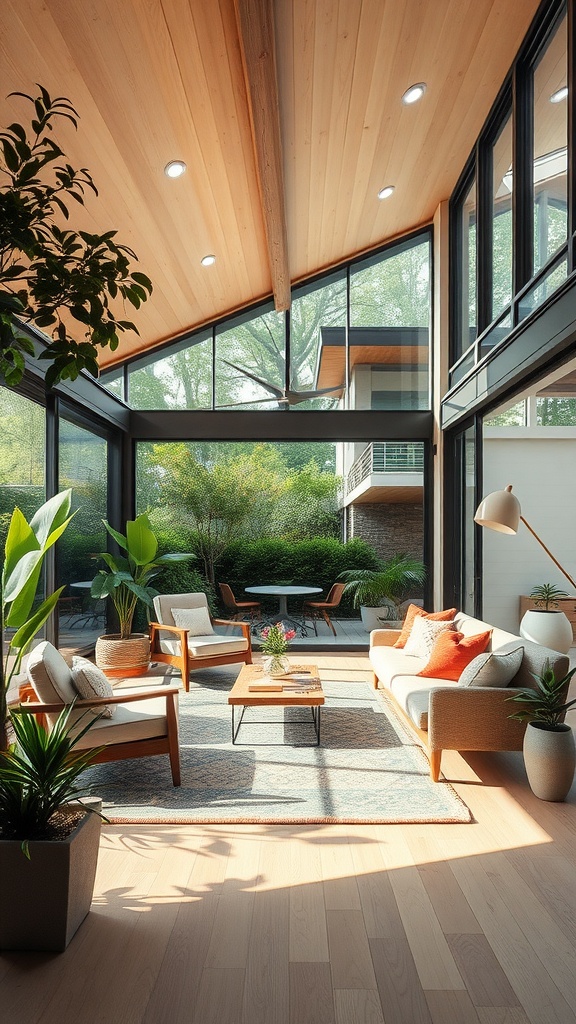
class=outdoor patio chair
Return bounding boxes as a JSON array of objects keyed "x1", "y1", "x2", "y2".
[
  {"x1": 150, "y1": 592, "x2": 252, "y2": 691},
  {"x1": 218, "y1": 582, "x2": 262, "y2": 622},
  {"x1": 23, "y1": 641, "x2": 181, "y2": 786},
  {"x1": 303, "y1": 582, "x2": 346, "y2": 636}
]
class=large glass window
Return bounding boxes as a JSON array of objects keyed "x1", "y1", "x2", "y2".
[
  {"x1": 57, "y1": 420, "x2": 108, "y2": 653},
  {"x1": 349, "y1": 235, "x2": 430, "y2": 411},
  {"x1": 215, "y1": 306, "x2": 285, "y2": 410},
  {"x1": 458, "y1": 177, "x2": 477, "y2": 359},
  {"x1": 103, "y1": 230, "x2": 432, "y2": 413},
  {"x1": 129, "y1": 332, "x2": 212, "y2": 410},
  {"x1": 290, "y1": 272, "x2": 347, "y2": 409},
  {"x1": 0, "y1": 389, "x2": 46, "y2": 653},
  {"x1": 533, "y1": 12, "x2": 568, "y2": 275},
  {"x1": 491, "y1": 112, "x2": 513, "y2": 321}
]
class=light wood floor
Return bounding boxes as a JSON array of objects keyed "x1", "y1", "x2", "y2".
[{"x1": 3, "y1": 652, "x2": 576, "y2": 1024}]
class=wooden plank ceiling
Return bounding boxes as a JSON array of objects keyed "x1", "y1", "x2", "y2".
[{"x1": 0, "y1": 0, "x2": 541, "y2": 368}]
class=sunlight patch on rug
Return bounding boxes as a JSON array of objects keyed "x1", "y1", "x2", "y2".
[{"x1": 83, "y1": 670, "x2": 471, "y2": 824}]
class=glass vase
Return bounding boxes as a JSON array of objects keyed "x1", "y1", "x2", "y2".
[{"x1": 264, "y1": 654, "x2": 290, "y2": 678}]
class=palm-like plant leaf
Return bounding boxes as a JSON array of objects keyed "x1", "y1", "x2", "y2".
[
  {"x1": 507, "y1": 662, "x2": 576, "y2": 726},
  {"x1": 0, "y1": 704, "x2": 105, "y2": 853}
]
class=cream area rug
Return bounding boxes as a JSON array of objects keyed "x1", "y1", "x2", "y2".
[{"x1": 83, "y1": 669, "x2": 471, "y2": 824}]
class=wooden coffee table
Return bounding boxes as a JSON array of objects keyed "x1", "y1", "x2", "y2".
[{"x1": 228, "y1": 663, "x2": 324, "y2": 745}]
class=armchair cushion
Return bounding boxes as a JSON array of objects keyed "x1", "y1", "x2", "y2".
[
  {"x1": 71, "y1": 695, "x2": 172, "y2": 747},
  {"x1": 27, "y1": 641, "x2": 77, "y2": 707},
  {"x1": 71, "y1": 656, "x2": 116, "y2": 717},
  {"x1": 159, "y1": 634, "x2": 249, "y2": 659},
  {"x1": 171, "y1": 605, "x2": 214, "y2": 636}
]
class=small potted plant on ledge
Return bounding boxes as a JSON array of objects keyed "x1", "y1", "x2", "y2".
[
  {"x1": 520, "y1": 583, "x2": 573, "y2": 655},
  {"x1": 339, "y1": 555, "x2": 426, "y2": 632},
  {"x1": 507, "y1": 661, "x2": 576, "y2": 801},
  {"x1": 91, "y1": 513, "x2": 193, "y2": 676}
]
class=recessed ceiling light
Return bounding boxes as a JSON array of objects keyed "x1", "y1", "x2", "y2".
[
  {"x1": 201, "y1": 254, "x2": 216, "y2": 266},
  {"x1": 378, "y1": 185, "x2": 395, "y2": 200},
  {"x1": 164, "y1": 160, "x2": 187, "y2": 178},
  {"x1": 550, "y1": 86, "x2": 568, "y2": 103},
  {"x1": 402, "y1": 83, "x2": 427, "y2": 105}
]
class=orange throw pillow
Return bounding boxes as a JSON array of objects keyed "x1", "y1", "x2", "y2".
[
  {"x1": 417, "y1": 629, "x2": 492, "y2": 680},
  {"x1": 394, "y1": 604, "x2": 457, "y2": 649}
]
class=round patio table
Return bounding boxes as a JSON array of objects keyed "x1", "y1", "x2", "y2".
[{"x1": 245, "y1": 585, "x2": 322, "y2": 636}]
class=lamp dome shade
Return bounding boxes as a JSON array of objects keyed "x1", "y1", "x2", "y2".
[{"x1": 474, "y1": 485, "x2": 520, "y2": 534}]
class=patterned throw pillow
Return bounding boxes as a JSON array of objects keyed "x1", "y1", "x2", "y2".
[
  {"x1": 394, "y1": 605, "x2": 457, "y2": 649},
  {"x1": 403, "y1": 616, "x2": 455, "y2": 658},
  {"x1": 457, "y1": 644, "x2": 524, "y2": 687},
  {"x1": 171, "y1": 606, "x2": 214, "y2": 636},
  {"x1": 71, "y1": 656, "x2": 116, "y2": 718},
  {"x1": 418, "y1": 630, "x2": 492, "y2": 680}
]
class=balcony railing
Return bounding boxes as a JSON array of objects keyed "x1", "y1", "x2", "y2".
[{"x1": 345, "y1": 442, "x2": 424, "y2": 494}]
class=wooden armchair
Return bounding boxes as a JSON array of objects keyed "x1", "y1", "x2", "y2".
[
  {"x1": 24, "y1": 641, "x2": 181, "y2": 786},
  {"x1": 150, "y1": 592, "x2": 252, "y2": 692}
]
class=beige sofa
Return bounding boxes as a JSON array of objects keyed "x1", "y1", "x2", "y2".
[{"x1": 370, "y1": 611, "x2": 569, "y2": 781}]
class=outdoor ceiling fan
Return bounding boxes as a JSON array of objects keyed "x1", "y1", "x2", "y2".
[{"x1": 221, "y1": 360, "x2": 345, "y2": 407}]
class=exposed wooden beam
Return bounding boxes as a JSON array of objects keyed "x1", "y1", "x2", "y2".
[{"x1": 233, "y1": 0, "x2": 291, "y2": 311}]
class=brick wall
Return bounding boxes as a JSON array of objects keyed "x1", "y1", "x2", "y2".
[{"x1": 346, "y1": 503, "x2": 423, "y2": 561}]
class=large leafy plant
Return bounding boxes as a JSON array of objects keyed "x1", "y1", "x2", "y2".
[
  {"x1": 507, "y1": 662, "x2": 576, "y2": 729},
  {"x1": 0, "y1": 85, "x2": 152, "y2": 388},
  {"x1": 91, "y1": 513, "x2": 193, "y2": 639},
  {"x1": 1, "y1": 490, "x2": 74, "y2": 747},
  {"x1": 339, "y1": 555, "x2": 426, "y2": 611},
  {"x1": 0, "y1": 703, "x2": 103, "y2": 856}
]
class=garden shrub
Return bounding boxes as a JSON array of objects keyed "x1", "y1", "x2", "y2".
[{"x1": 217, "y1": 537, "x2": 381, "y2": 615}]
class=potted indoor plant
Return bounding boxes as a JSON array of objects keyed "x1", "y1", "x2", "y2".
[
  {"x1": 520, "y1": 583, "x2": 573, "y2": 654},
  {"x1": 339, "y1": 555, "x2": 426, "y2": 632},
  {"x1": 1, "y1": 489, "x2": 75, "y2": 750},
  {"x1": 91, "y1": 513, "x2": 193, "y2": 676},
  {"x1": 0, "y1": 702, "x2": 104, "y2": 950},
  {"x1": 508, "y1": 661, "x2": 576, "y2": 801}
]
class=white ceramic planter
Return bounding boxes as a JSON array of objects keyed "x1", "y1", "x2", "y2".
[
  {"x1": 519, "y1": 609, "x2": 573, "y2": 654},
  {"x1": 523, "y1": 722, "x2": 576, "y2": 801},
  {"x1": 360, "y1": 607, "x2": 401, "y2": 632}
]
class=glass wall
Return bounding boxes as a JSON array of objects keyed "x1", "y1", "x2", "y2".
[
  {"x1": 129, "y1": 331, "x2": 212, "y2": 409},
  {"x1": 57, "y1": 419, "x2": 108, "y2": 651},
  {"x1": 349, "y1": 234, "x2": 431, "y2": 411},
  {"x1": 290, "y1": 271, "x2": 346, "y2": 408},
  {"x1": 533, "y1": 12, "x2": 568, "y2": 275},
  {"x1": 215, "y1": 307, "x2": 285, "y2": 410},
  {"x1": 491, "y1": 112, "x2": 513, "y2": 321},
  {"x1": 109, "y1": 230, "x2": 431, "y2": 414},
  {"x1": 449, "y1": 0, "x2": 569, "y2": 384},
  {"x1": 456, "y1": 177, "x2": 477, "y2": 361},
  {"x1": 0, "y1": 388, "x2": 46, "y2": 653}
]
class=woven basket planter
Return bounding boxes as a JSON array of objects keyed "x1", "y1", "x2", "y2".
[{"x1": 95, "y1": 633, "x2": 151, "y2": 678}]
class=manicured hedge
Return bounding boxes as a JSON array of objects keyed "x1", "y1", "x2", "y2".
[{"x1": 216, "y1": 537, "x2": 381, "y2": 615}]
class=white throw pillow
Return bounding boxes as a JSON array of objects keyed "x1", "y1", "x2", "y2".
[
  {"x1": 171, "y1": 606, "x2": 214, "y2": 636},
  {"x1": 457, "y1": 644, "x2": 524, "y2": 688},
  {"x1": 71, "y1": 656, "x2": 116, "y2": 718},
  {"x1": 403, "y1": 616, "x2": 454, "y2": 658}
]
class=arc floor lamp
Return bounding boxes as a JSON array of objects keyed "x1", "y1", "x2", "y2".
[
  {"x1": 474, "y1": 484, "x2": 575, "y2": 652},
  {"x1": 474, "y1": 484, "x2": 576, "y2": 590}
]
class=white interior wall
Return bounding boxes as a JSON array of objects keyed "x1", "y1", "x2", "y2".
[{"x1": 482, "y1": 431, "x2": 576, "y2": 631}]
